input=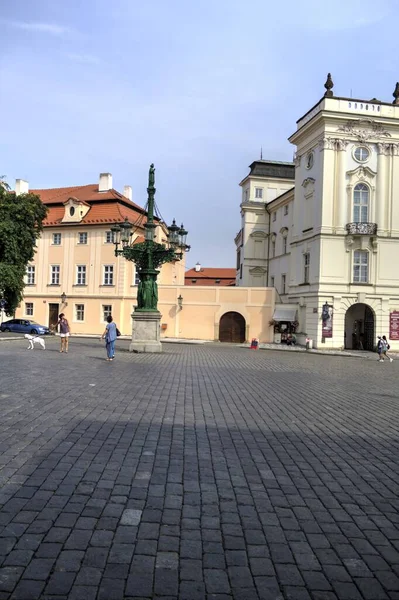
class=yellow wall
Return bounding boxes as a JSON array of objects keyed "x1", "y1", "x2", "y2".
[{"x1": 17, "y1": 285, "x2": 275, "y2": 342}]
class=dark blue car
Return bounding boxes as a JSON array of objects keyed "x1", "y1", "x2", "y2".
[{"x1": 0, "y1": 319, "x2": 51, "y2": 335}]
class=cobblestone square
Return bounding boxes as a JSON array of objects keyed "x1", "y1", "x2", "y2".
[{"x1": 0, "y1": 338, "x2": 398, "y2": 599}]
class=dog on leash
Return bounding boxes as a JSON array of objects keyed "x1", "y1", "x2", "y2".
[{"x1": 24, "y1": 334, "x2": 46, "y2": 350}]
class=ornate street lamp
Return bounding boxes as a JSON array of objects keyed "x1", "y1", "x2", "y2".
[
  {"x1": 60, "y1": 292, "x2": 67, "y2": 305},
  {"x1": 177, "y1": 294, "x2": 183, "y2": 310},
  {"x1": 112, "y1": 164, "x2": 190, "y2": 314}
]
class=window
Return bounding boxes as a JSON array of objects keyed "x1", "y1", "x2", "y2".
[
  {"x1": 283, "y1": 236, "x2": 287, "y2": 254},
  {"x1": 244, "y1": 189, "x2": 249, "y2": 201},
  {"x1": 78, "y1": 232, "x2": 88, "y2": 244},
  {"x1": 76, "y1": 265, "x2": 87, "y2": 285},
  {"x1": 304, "y1": 253, "x2": 310, "y2": 283},
  {"x1": 353, "y1": 184, "x2": 369, "y2": 223},
  {"x1": 271, "y1": 238, "x2": 276, "y2": 258},
  {"x1": 26, "y1": 265, "x2": 35, "y2": 285},
  {"x1": 255, "y1": 188, "x2": 263, "y2": 199},
  {"x1": 191, "y1": 279, "x2": 197, "y2": 284},
  {"x1": 272, "y1": 212, "x2": 277, "y2": 222},
  {"x1": 353, "y1": 250, "x2": 369, "y2": 283},
  {"x1": 103, "y1": 305, "x2": 112, "y2": 321},
  {"x1": 284, "y1": 205, "x2": 289, "y2": 216},
  {"x1": 281, "y1": 274, "x2": 286, "y2": 295},
  {"x1": 69, "y1": 207, "x2": 75, "y2": 217},
  {"x1": 215, "y1": 279, "x2": 221, "y2": 284},
  {"x1": 76, "y1": 304, "x2": 85, "y2": 321},
  {"x1": 240, "y1": 264, "x2": 242, "y2": 279},
  {"x1": 52, "y1": 233, "x2": 61, "y2": 245},
  {"x1": 133, "y1": 268, "x2": 140, "y2": 286},
  {"x1": 236, "y1": 249, "x2": 241, "y2": 271},
  {"x1": 105, "y1": 231, "x2": 115, "y2": 244},
  {"x1": 51, "y1": 265, "x2": 60, "y2": 285},
  {"x1": 270, "y1": 276, "x2": 275, "y2": 288},
  {"x1": 354, "y1": 146, "x2": 370, "y2": 163},
  {"x1": 25, "y1": 302, "x2": 33, "y2": 316},
  {"x1": 103, "y1": 265, "x2": 114, "y2": 285}
]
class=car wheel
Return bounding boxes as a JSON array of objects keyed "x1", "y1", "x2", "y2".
[
  {"x1": 4, "y1": 328, "x2": 11, "y2": 332},
  {"x1": 31, "y1": 329, "x2": 38, "y2": 335}
]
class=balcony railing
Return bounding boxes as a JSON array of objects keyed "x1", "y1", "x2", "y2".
[{"x1": 346, "y1": 222, "x2": 377, "y2": 235}]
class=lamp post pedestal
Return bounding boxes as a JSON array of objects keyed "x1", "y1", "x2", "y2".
[{"x1": 130, "y1": 310, "x2": 162, "y2": 353}]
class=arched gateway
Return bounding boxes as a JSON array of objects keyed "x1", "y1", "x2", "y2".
[
  {"x1": 219, "y1": 312, "x2": 246, "y2": 343},
  {"x1": 344, "y1": 303, "x2": 375, "y2": 350}
]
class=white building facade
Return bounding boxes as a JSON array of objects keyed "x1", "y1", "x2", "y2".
[{"x1": 236, "y1": 77, "x2": 399, "y2": 350}]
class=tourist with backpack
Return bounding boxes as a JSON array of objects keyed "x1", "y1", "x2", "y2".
[{"x1": 382, "y1": 335, "x2": 394, "y2": 363}]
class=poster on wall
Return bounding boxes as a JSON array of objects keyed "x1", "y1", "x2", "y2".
[
  {"x1": 322, "y1": 304, "x2": 333, "y2": 338},
  {"x1": 389, "y1": 311, "x2": 399, "y2": 340}
]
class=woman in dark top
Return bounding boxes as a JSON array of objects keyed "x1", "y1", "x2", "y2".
[{"x1": 58, "y1": 313, "x2": 71, "y2": 353}]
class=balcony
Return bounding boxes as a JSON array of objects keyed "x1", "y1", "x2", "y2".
[{"x1": 346, "y1": 222, "x2": 377, "y2": 235}]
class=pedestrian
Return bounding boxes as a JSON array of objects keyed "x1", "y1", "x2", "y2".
[
  {"x1": 58, "y1": 313, "x2": 71, "y2": 353},
  {"x1": 377, "y1": 336, "x2": 385, "y2": 361},
  {"x1": 101, "y1": 315, "x2": 118, "y2": 361},
  {"x1": 382, "y1": 335, "x2": 394, "y2": 362}
]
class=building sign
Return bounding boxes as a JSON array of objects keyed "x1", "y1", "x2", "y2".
[
  {"x1": 389, "y1": 311, "x2": 399, "y2": 340},
  {"x1": 322, "y1": 304, "x2": 333, "y2": 338}
]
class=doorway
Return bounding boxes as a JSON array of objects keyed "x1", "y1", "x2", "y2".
[
  {"x1": 344, "y1": 303, "x2": 375, "y2": 350},
  {"x1": 48, "y1": 303, "x2": 59, "y2": 332},
  {"x1": 219, "y1": 312, "x2": 246, "y2": 343}
]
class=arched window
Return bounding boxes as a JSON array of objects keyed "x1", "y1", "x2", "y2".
[{"x1": 353, "y1": 184, "x2": 369, "y2": 223}]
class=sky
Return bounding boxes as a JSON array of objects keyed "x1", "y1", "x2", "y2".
[{"x1": 1, "y1": 0, "x2": 398, "y2": 268}]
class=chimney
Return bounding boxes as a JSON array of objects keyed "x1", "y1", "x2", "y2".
[
  {"x1": 123, "y1": 185, "x2": 132, "y2": 201},
  {"x1": 195, "y1": 262, "x2": 201, "y2": 272},
  {"x1": 15, "y1": 179, "x2": 29, "y2": 196},
  {"x1": 99, "y1": 173, "x2": 112, "y2": 192}
]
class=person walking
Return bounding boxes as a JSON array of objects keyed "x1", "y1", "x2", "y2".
[
  {"x1": 377, "y1": 336, "x2": 384, "y2": 361},
  {"x1": 101, "y1": 315, "x2": 118, "y2": 361},
  {"x1": 382, "y1": 335, "x2": 394, "y2": 362},
  {"x1": 58, "y1": 313, "x2": 71, "y2": 353}
]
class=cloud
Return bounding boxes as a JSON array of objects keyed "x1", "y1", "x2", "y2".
[
  {"x1": 3, "y1": 20, "x2": 71, "y2": 35},
  {"x1": 65, "y1": 53, "x2": 100, "y2": 65}
]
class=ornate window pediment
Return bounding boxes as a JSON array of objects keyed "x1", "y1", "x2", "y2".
[
  {"x1": 250, "y1": 230, "x2": 268, "y2": 239},
  {"x1": 280, "y1": 227, "x2": 289, "y2": 237},
  {"x1": 346, "y1": 165, "x2": 376, "y2": 182},
  {"x1": 249, "y1": 266, "x2": 267, "y2": 275}
]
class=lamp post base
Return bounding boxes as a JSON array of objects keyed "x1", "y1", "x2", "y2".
[{"x1": 130, "y1": 310, "x2": 162, "y2": 353}]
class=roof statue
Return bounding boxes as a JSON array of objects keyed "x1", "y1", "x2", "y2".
[
  {"x1": 324, "y1": 73, "x2": 334, "y2": 97},
  {"x1": 393, "y1": 82, "x2": 399, "y2": 105}
]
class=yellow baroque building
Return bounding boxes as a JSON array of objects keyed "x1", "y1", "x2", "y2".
[{"x1": 14, "y1": 174, "x2": 275, "y2": 342}]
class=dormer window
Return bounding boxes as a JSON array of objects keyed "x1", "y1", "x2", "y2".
[{"x1": 62, "y1": 197, "x2": 90, "y2": 224}]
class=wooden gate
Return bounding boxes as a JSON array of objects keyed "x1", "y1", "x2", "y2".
[
  {"x1": 219, "y1": 312, "x2": 246, "y2": 343},
  {"x1": 48, "y1": 303, "x2": 59, "y2": 332}
]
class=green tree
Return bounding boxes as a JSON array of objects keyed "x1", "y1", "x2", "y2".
[{"x1": 0, "y1": 180, "x2": 47, "y2": 315}]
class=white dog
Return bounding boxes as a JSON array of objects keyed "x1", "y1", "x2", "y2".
[{"x1": 24, "y1": 334, "x2": 46, "y2": 350}]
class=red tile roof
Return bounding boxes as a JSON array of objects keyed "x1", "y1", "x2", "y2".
[
  {"x1": 32, "y1": 184, "x2": 144, "y2": 212},
  {"x1": 31, "y1": 183, "x2": 148, "y2": 228},
  {"x1": 185, "y1": 267, "x2": 236, "y2": 286}
]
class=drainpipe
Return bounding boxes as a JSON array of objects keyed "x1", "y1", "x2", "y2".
[{"x1": 265, "y1": 202, "x2": 271, "y2": 286}]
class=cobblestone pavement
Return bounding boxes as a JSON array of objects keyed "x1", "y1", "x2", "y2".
[{"x1": 0, "y1": 337, "x2": 399, "y2": 600}]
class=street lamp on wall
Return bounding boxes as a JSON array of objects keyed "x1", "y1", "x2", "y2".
[
  {"x1": 177, "y1": 294, "x2": 183, "y2": 310},
  {"x1": 61, "y1": 292, "x2": 67, "y2": 305}
]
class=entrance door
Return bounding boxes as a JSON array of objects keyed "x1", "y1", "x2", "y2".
[
  {"x1": 344, "y1": 303, "x2": 375, "y2": 350},
  {"x1": 48, "y1": 304, "x2": 59, "y2": 332},
  {"x1": 219, "y1": 312, "x2": 246, "y2": 343}
]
